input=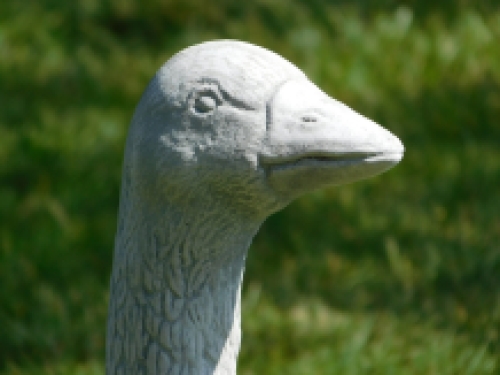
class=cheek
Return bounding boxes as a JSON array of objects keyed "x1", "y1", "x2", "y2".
[{"x1": 214, "y1": 109, "x2": 267, "y2": 156}]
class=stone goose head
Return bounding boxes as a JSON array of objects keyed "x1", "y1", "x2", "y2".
[{"x1": 106, "y1": 40, "x2": 404, "y2": 375}]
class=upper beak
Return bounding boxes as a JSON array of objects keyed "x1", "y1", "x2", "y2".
[{"x1": 260, "y1": 78, "x2": 404, "y2": 198}]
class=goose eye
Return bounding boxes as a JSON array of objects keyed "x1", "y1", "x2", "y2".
[{"x1": 193, "y1": 93, "x2": 219, "y2": 114}]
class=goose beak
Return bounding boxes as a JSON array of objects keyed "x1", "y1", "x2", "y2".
[{"x1": 260, "y1": 78, "x2": 404, "y2": 198}]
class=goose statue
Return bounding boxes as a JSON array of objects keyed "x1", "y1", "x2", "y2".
[{"x1": 106, "y1": 40, "x2": 404, "y2": 375}]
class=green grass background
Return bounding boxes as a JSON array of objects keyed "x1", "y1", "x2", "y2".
[{"x1": 1, "y1": 0, "x2": 499, "y2": 373}]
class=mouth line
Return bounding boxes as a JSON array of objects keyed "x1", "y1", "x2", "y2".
[{"x1": 260, "y1": 151, "x2": 403, "y2": 172}]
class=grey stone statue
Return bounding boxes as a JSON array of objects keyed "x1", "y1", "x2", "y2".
[{"x1": 106, "y1": 40, "x2": 404, "y2": 375}]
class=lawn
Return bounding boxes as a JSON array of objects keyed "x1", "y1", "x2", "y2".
[{"x1": 1, "y1": 1, "x2": 499, "y2": 374}]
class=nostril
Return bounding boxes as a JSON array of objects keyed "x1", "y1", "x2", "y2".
[{"x1": 301, "y1": 115, "x2": 318, "y2": 123}]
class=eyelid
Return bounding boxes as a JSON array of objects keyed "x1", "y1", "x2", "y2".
[
  {"x1": 188, "y1": 83, "x2": 222, "y2": 115},
  {"x1": 195, "y1": 82, "x2": 223, "y2": 101},
  {"x1": 191, "y1": 80, "x2": 255, "y2": 111},
  {"x1": 197, "y1": 88, "x2": 222, "y2": 105}
]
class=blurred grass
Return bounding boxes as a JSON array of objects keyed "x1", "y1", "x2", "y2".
[{"x1": 1, "y1": 0, "x2": 499, "y2": 374}]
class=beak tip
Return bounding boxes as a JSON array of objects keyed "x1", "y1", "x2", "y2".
[{"x1": 383, "y1": 127, "x2": 404, "y2": 155}]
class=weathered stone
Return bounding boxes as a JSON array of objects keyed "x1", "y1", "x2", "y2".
[{"x1": 106, "y1": 40, "x2": 404, "y2": 374}]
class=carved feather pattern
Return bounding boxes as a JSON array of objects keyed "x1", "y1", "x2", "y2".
[{"x1": 107, "y1": 181, "x2": 246, "y2": 375}]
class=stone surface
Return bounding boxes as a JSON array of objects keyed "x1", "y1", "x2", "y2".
[{"x1": 106, "y1": 40, "x2": 404, "y2": 375}]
